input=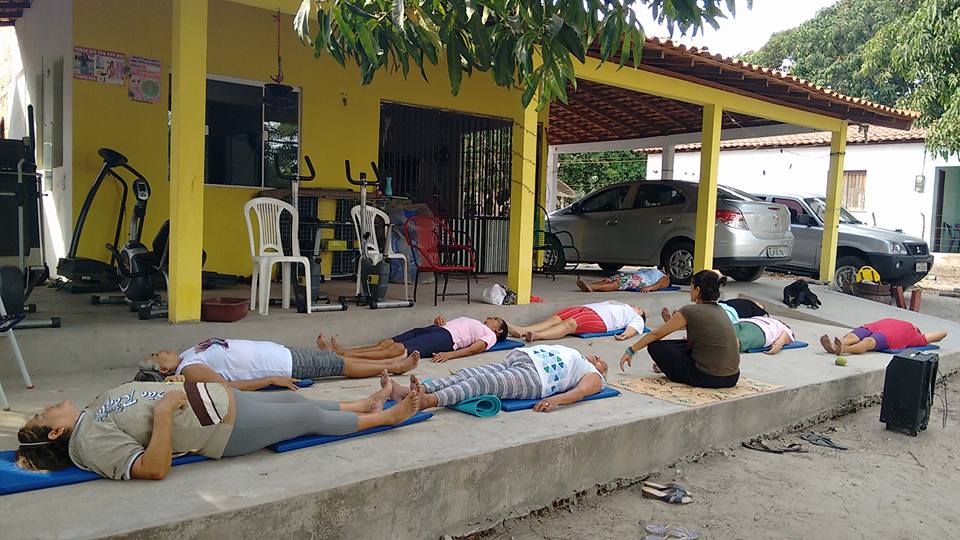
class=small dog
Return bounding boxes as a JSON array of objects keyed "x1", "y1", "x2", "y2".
[{"x1": 783, "y1": 279, "x2": 821, "y2": 309}]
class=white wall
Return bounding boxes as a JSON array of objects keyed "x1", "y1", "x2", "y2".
[
  {"x1": 2, "y1": 0, "x2": 74, "y2": 273},
  {"x1": 646, "y1": 142, "x2": 960, "y2": 247}
]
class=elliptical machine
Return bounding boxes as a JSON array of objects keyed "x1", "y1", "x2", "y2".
[{"x1": 340, "y1": 160, "x2": 413, "y2": 310}]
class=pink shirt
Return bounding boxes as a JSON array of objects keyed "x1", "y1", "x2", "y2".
[
  {"x1": 864, "y1": 318, "x2": 928, "y2": 350},
  {"x1": 443, "y1": 317, "x2": 497, "y2": 351}
]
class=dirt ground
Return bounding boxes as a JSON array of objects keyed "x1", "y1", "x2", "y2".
[{"x1": 475, "y1": 276, "x2": 960, "y2": 540}]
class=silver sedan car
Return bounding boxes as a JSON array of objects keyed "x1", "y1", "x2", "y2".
[{"x1": 549, "y1": 180, "x2": 794, "y2": 284}]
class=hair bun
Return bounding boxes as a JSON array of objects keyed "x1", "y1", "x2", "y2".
[{"x1": 718, "y1": 275, "x2": 728, "y2": 286}]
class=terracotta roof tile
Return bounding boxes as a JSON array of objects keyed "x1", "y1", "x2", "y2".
[{"x1": 638, "y1": 125, "x2": 926, "y2": 154}]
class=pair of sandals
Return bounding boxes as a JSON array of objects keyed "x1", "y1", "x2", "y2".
[
  {"x1": 742, "y1": 432, "x2": 848, "y2": 454},
  {"x1": 641, "y1": 480, "x2": 692, "y2": 504},
  {"x1": 644, "y1": 523, "x2": 701, "y2": 540}
]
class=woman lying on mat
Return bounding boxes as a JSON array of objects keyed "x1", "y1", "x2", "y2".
[
  {"x1": 819, "y1": 318, "x2": 947, "y2": 355},
  {"x1": 576, "y1": 267, "x2": 671, "y2": 293},
  {"x1": 319, "y1": 315, "x2": 509, "y2": 363},
  {"x1": 386, "y1": 344, "x2": 607, "y2": 413},
  {"x1": 15, "y1": 380, "x2": 420, "y2": 480},
  {"x1": 136, "y1": 338, "x2": 419, "y2": 391},
  {"x1": 620, "y1": 270, "x2": 740, "y2": 389},
  {"x1": 509, "y1": 300, "x2": 646, "y2": 342},
  {"x1": 733, "y1": 316, "x2": 795, "y2": 354}
]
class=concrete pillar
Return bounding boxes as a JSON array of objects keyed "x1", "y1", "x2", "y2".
[
  {"x1": 507, "y1": 99, "x2": 538, "y2": 304},
  {"x1": 545, "y1": 145, "x2": 559, "y2": 212},
  {"x1": 661, "y1": 143, "x2": 675, "y2": 180},
  {"x1": 168, "y1": 0, "x2": 208, "y2": 322},
  {"x1": 693, "y1": 104, "x2": 722, "y2": 273},
  {"x1": 819, "y1": 123, "x2": 849, "y2": 283}
]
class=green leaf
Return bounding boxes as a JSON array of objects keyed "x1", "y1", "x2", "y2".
[{"x1": 447, "y1": 40, "x2": 463, "y2": 95}]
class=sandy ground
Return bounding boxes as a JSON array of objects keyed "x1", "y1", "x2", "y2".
[{"x1": 471, "y1": 274, "x2": 960, "y2": 540}]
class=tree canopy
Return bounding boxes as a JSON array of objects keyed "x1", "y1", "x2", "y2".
[
  {"x1": 294, "y1": 0, "x2": 747, "y2": 110},
  {"x1": 557, "y1": 150, "x2": 647, "y2": 200}
]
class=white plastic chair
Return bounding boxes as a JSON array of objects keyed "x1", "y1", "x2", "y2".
[
  {"x1": 244, "y1": 197, "x2": 311, "y2": 315},
  {"x1": 350, "y1": 205, "x2": 409, "y2": 300},
  {"x1": 0, "y1": 295, "x2": 32, "y2": 411}
]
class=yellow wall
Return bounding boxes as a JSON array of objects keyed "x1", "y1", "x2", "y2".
[{"x1": 72, "y1": 0, "x2": 522, "y2": 276}]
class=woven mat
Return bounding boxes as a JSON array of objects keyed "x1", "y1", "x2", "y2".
[{"x1": 609, "y1": 376, "x2": 783, "y2": 407}]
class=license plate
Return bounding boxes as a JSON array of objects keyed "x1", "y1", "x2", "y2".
[
  {"x1": 766, "y1": 246, "x2": 787, "y2": 258},
  {"x1": 916, "y1": 262, "x2": 928, "y2": 272}
]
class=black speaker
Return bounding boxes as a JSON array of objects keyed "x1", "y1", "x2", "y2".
[{"x1": 880, "y1": 350, "x2": 938, "y2": 436}]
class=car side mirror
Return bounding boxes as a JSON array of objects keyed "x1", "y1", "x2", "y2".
[
  {"x1": 570, "y1": 202, "x2": 583, "y2": 214},
  {"x1": 797, "y1": 214, "x2": 813, "y2": 226}
]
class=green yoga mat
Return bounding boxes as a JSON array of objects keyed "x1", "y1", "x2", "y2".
[{"x1": 449, "y1": 395, "x2": 502, "y2": 417}]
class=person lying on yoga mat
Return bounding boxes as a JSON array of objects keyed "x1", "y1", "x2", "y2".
[
  {"x1": 620, "y1": 270, "x2": 740, "y2": 389},
  {"x1": 386, "y1": 344, "x2": 608, "y2": 413},
  {"x1": 15, "y1": 380, "x2": 420, "y2": 480},
  {"x1": 135, "y1": 338, "x2": 419, "y2": 391},
  {"x1": 576, "y1": 267, "x2": 671, "y2": 293},
  {"x1": 509, "y1": 301, "x2": 646, "y2": 342},
  {"x1": 319, "y1": 315, "x2": 509, "y2": 363},
  {"x1": 819, "y1": 318, "x2": 947, "y2": 354},
  {"x1": 733, "y1": 316, "x2": 795, "y2": 354}
]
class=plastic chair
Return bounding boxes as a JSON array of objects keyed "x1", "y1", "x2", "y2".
[
  {"x1": 350, "y1": 205, "x2": 409, "y2": 301},
  {"x1": 0, "y1": 295, "x2": 32, "y2": 411},
  {"x1": 533, "y1": 203, "x2": 580, "y2": 280},
  {"x1": 403, "y1": 215, "x2": 477, "y2": 305},
  {"x1": 243, "y1": 197, "x2": 311, "y2": 315}
]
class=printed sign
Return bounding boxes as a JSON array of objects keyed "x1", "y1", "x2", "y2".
[
  {"x1": 128, "y1": 56, "x2": 162, "y2": 103},
  {"x1": 73, "y1": 46, "x2": 126, "y2": 85}
]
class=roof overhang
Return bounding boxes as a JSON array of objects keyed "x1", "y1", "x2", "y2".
[{"x1": 0, "y1": 0, "x2": 31, "y2": 26}]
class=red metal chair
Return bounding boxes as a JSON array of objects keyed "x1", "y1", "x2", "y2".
[{"x1": 403, "y1": 215, "x2": 477, "y2": 305}]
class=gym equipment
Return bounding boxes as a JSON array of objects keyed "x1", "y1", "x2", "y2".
[
  {"x1": 340, "y1": 160, "x2": 413, "y2": 309},
  {"x1": 0, "y1": 104, "x2": 60, "y2": 329},
  {"x1": 57, "y1": 148, "x2": 144, "y2": 293},
  {"x1": 880, "y1": 350, "x2": 939, "y2": 436}
]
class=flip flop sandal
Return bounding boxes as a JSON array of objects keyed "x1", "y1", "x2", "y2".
[
  {"x1": 645, "y1": 524, "x2": 702, "y2": 539},
  {"x1": 801, "y1": 432, "x2": 848, "y2": 450},
  {"x1": 642, "y1": 484, "x2": 692, "y2": 504},
  {"x1": 643, "y1": 481, "x2": 695, "y2": 496},
  {"x1": 742, "y1": 439, "x2": 807, "y2": 454}
]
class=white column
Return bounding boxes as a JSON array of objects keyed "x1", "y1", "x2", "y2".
[
  {"x1": 661, "y1": 144, "x2": 676, "y2": 180},
  {"x1": 545, "y1": 145, "x2": 559, "y2": 212}
]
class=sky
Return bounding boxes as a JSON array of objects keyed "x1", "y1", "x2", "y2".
[{"x1": 635, "y1": 0, "x2": 839, "y2": 58}]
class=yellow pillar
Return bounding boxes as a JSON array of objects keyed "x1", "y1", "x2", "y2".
[
  {"x1": 693, "y1": 103, "x2": 723, "y2": 273},
  {"x1": 507, "y1": 99, "x2": 538, "y2": 304},
  {"x1": 819, "y1": 123, "x2": 848, "y2": 282},
  {"x1": 168, "y1": 0, "x2": 208, "y2": 322}
]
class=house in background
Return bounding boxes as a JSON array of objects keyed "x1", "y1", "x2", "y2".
[{"x1": 643, "y1": 126, "x2": 960, "y2": 257}]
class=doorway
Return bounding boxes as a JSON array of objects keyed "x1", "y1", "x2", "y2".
[{"x1": 933, "y1": 166, "x2": 960, "y2": 253}]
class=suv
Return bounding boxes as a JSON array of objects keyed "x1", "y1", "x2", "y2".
[
  {"x1": 754, "y1": 193, "x2": 934, "y2": 288},
  {"x1": 549, "y1": 180, "x2": 794, "y2": 284}
]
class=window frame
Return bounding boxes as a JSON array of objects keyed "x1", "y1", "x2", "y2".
[
  {"x1": 632, "y1": 184, "x2": 686, "y2": 209},
  {"x1": 579, "y1": 184, "x2": 631, "y2": 214}
]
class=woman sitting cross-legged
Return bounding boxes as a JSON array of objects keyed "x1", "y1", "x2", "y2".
[
  {"x1": 510, "y1": 300, "x2": 646, "y2": 342},
  {"x1": 386, "y1": 344, "x2": 607, "y2": 413},
  {"x1": 819, "y1": 318, "x2": 947, "y2": 355},
  {"x1": 733, "y1": 316, "x2": 795, "y2": 354},
  {"x1": 15, "y1": 380, "x2": 420, "y2": 480},
  {"x1": 321, "y1": 315, "x2": 509, "y2": 363},
  {"x1": 136, "y1": 338, "x2": 419, "y2": 391},
  {"x1": 576, "y1": 266, "x2": 671, "y2": 293},
  {"x1": 620, "y1": 270, "x2": 741, "y2": 389}
]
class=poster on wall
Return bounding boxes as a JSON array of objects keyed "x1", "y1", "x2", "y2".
[
  {"x1": 73, "y1": 46, "x2": 126, "y2": 85},
  {"x1": 128, "y1": 56, "x2": 162, "y2": 104}
]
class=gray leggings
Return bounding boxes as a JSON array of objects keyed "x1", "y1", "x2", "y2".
[
  {"x1": 423, "y1": 351, "x2": 542, "y2": 407},
  {"x1": 288, "y1": 348, "x2": 345, "y2": 379},
  {"x1": 222, "y1": 389, "x2": 358, "y2": 457}
]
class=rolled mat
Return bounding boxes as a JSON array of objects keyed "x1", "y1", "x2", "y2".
[
  {"x1": 0, "y1": 451, "x2": 208, "y2": 496},
  {"x1": 880, "y1": 344, "x2": 940, "y2": 354},
  {"x1": 746, "y1": 341, "x2": 809, "y2": 354},
  {"x1": 574, "y1": 327, "x2": 650, "y2": 338},
  {"x1": 259, "y1": 379, "x2": 315, "y2": 391},
  {"x1": 500, "y1": 386, "x2": 621, "y2": 412},
  {"x1": 269, "y1": 410, "x2": 433, "y2": 452},
  {"x1": 449, "y1": 395, "x2": 502, "y2": 417},
  {"x1": 488, "y1": 339, "x2": 525, "y2": 352}
]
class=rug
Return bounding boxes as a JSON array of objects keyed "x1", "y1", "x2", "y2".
[{"x1": 609, "y1": 375, "x2": 783, "y2": 407}]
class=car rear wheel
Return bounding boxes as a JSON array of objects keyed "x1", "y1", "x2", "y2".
[
  {"x1": 834, "y1": 255, "x2": 867, "y2": 291},
  {"x1": 722, "y1": 266, "x2": 765, "y2": 282},
  {"x1": 598, "y1": 263, "x2": 623, "y2": 273},
  {"x1": 662, "y1": 241, "x2": 694, "y2": 285}
]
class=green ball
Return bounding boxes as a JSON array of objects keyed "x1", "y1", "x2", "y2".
[{"x1": 835, "y1": 356, "x2": 848, "y2": 366}]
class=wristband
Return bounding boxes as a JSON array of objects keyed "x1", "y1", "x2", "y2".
[{"x1": 625, "y1": 346, "x2": 635, "y2": 356}]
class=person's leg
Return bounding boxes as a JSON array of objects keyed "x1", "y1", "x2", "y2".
[
  {"x1": 647, "y1": 340, "x2": 697, "y2": 385},
  {"x1": 766, "y1": 331, "x2": 793, "y2": 354},
  {"x1": 392, "y1": 326, "x2": 455, "y2": 358},
  {"x1": 577, "y1": 279, "x2": 618, "y2": 292},
  {"x1": 422, "y1": 358, "x2": 541, "y2": 408},
  {"x1": 687, "y1": 365, "x2": 739, "y2": 389},
  {"x1": 838, "y1": 335, "x2": 880, "y2": 354},
  {"x1": 343, "y1": 351, "x2": 420, "y2": 377},
  {"x1": 333, "y1": 339, "x2": 405, "y2": 360},
  {"x1": 516, "y1": 314, "x2": 564, "y2": 335},
  {"x1": 421, "y1": 361, "x2": 507, "y2": 393},
  {"x1": 527, "y1": 318, "x2": 578, "y2": 341}
]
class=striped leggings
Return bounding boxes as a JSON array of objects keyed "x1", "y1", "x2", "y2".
[{"x1": 423, "y1": 351, "x2": 543, "y2": 407}]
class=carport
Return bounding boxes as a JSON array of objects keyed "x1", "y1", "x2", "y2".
[{"x1": 544, "y1": 38, "x2": 918, "y2": 282}]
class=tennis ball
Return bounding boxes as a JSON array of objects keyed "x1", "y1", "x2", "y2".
[{"x1": 835, "y1": 356, "x2": 848, "y2": 366}]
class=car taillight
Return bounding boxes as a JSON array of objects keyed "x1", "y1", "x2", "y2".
[{"x1": 716, "y1": 209, "x2": 749, "y2": 229}]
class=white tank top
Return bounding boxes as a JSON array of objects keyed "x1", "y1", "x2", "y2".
[
  {"x1": 176, "y1": 339, "x2": 293, "y2": 381},
  {"x1": 519, "y1": 344, "x2": 605, "y2": 397}
]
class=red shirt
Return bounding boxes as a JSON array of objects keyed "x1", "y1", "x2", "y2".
[{"x1": 864, "y1": 318, "x2": 928, "y2": 350}]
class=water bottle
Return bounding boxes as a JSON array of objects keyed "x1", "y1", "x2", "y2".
[{"x1": 384, "y1": 176, "x2": 393, "y2": 197}]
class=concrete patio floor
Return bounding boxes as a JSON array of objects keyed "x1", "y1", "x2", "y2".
[{"x1": 0, "y1": 273, "x2": 957, "y2": 539}]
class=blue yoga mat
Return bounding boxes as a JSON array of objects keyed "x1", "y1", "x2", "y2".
[
  {"x1": 259, "y1": 379, "x2": 315, "y2": 391},
  {"x1": 652, "y1": 285, "x2": 681, "y2": 292},
  {"x1": 746, "y1": 340, "x2": 810, "y2": 354},
  {"x1": 880, "y1": 344, "x2": 940, "y2": 354},
  {"x1": 269, "y1": 410, "x2": 433, "y2": 452},
  {"x1": 450, "y1": 395, "x2": 502, "y2": 417},
  {"x1": 500, "y1": 386, "x2": 621, "y2": 412},
  {"x1": 0, "y1": 451, "x2": 208, "y2": 496},
  {"x1": 488, "y1": 339, "x2": 524, "y2": 352},
  {"x1": 573, "y1": 327, "x2": 651, "y2": 339}
]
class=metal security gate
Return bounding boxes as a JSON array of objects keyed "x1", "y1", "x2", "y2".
[{"x1": 378, "y1": 102, "x2": 513, "y2": 273}]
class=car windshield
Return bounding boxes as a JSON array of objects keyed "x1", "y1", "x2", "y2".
[
  {"x1": 718, "y1": 185, "x2": 760, "y2": 201},
  {"x1": 804, "y1": 197, "x2": 861, "y2": 224}
]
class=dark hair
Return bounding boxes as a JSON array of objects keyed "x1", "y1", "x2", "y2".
[
  {"x1": 16, "y1": 425, "x2": 73, "y2": 472},
  {"x1": 496, "y1": 319, "x2": 509, "y2": 342},
  {"x1": 134, "y1": 359, "x2": 165, "y2": 382},
  {"x1": 691, "y1": 270, "x2": 727, "y2": 302}
]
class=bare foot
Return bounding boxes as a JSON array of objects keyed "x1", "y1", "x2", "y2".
[
  {"x1": 316, "y1": 333, "x2": 330, "y2": 350},
  {"x1": 819, "y1": 335, "x2": 836, "y2": 354},
  {"x1": 368, "y1": 377, "x2": 393, "y2": 412},
  {"x1": 330, "y1": 337, "x2": 347, "y2": 355},
  {"x1": 384, "y1": 390, "x2": 420, "y2": 424},
  {"x1": 651, "y1": 362, "x2": 662, "y2": 374},
  {"x1": 661, "y1": 307, "x2": 671, "y2": 323},
  {"x1": 525, "y1": 331, "x2": 535, "y2": 343},
  {"x1": 833, "y1": 337, "x2": 846, "y2": 355},
  {"x1": 767, "y1": 341, "x2": 784, "y2": 355},
  {"x1": 576, "y1": 279, "x2": 593, "y2": 292},
  {"x1": 390, "y1": 351, "x2": 419, "y2": 374},
  {"x1": 409, "y1": 374, "x2": 427, "y2": 394},
  {"x1": 380, "y1": 369, "x2": 407, "y2": 402}
]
